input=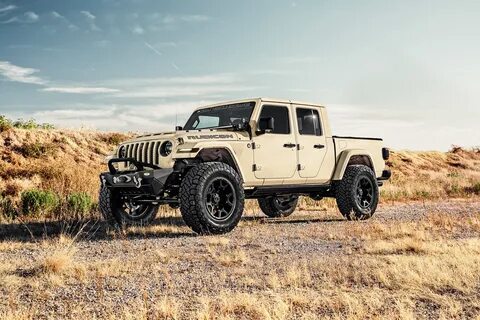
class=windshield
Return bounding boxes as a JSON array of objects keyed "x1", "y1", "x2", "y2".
[{"x1": 184, "y1": 102, "x2": 255, "y2": 130}]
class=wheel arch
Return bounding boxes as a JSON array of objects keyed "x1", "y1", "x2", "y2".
[
  {"x1": 332, "y1": 149, "x2": 376, "y2": 180},
  {"x1": 194, "y1": 147, "x2": 243, "y2": 178}
]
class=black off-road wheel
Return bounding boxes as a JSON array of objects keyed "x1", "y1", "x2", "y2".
[
  {"x1": 179, "y1": 162, "x2": 244, "y2": 235},
  {"x1": 99, "y1": 186, "x2": 159, "y2": 227},
  {"x1": 335, "y1": 165, "x2": 379, "y2": 220},
  {"x1": 258, "y1": 195, "x2": 299, "y2": 218}
]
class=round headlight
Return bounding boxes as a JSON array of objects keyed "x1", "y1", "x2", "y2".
[
  {"x1": 118, "y1": 145, "x2": 126, "y2": 158},
  {"x1": 160, "y1": 141, "x2": 173, "y2": 157}
]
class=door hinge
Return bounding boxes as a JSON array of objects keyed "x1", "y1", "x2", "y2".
[
  {"x1": 251, "y1": 142, "x2": 256, "y2": 149},
  {"x1": 253, "y1": 164, "x2": 261, "y2": 171},
  {"x1": 297, "y1": 164, "x2": 304, "y2": 171}
]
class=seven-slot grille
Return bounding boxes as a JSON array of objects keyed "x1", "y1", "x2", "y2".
[{"x1": 122, "y1": 141, "x2": 163, "y2": 164}]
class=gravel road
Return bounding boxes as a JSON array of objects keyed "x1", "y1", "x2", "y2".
[{"x1": 0, "y1": 199, "x2": 479, "y2": 319}]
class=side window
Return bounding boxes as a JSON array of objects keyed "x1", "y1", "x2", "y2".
[
  {"x1": 296, "y1": 108, "x2": 322, "y2": 136},
  {"x1": 259, "y1": 105, "x2": 290, "y2": 134}
]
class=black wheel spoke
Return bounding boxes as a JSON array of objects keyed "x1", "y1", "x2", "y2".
[
  {"x1": 204, "y1": 176, "x2": 237, "y2": 222},
  {"x1": 355, "y1": 177, "x2": 374, "y2": 209}
]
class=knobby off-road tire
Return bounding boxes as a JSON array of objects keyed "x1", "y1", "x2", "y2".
[
  {"x1": 179, "y1": 162, "x2": 245, "y2": 235},
  {"x1": 99, "y1": 185, "x2": 159, "y2": 227},
  {"x1": 258, "y1": 195, "x2": 299, "y2": 218},
  {"x1": 335, "y1": 165, "x2": 379, "y2": 220}
]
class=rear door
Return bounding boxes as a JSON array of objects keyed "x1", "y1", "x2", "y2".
[
  {"x1": 294, "y1": 105, "x2": 327, "y2": 178},
  {"x1": 253, "y1": 104, "x2": 297, "y2": 180}
]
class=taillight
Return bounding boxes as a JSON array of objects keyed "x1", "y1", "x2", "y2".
[{"x1": 382, "y1": 148, "x2": 390, "y2": 160}]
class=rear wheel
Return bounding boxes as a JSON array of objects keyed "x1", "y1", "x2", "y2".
[
  {"x1": 179, "y1": 162, "x2": 244, "y2": 235},
  {"x1": 258, "y1": 195, "x2": 299, "y2": 218},
  {"x1": 99, "y1": 186, "x2": 159, "y2": 227},
  {"x1": 335, "y1": 165, "x2": 378, "y2": 220}
]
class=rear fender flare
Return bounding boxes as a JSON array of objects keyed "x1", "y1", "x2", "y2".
[{"x1": 332, "y1": 149, "x2": 375, "y2": 180}]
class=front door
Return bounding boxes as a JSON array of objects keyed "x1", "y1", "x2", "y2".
[
  {"x1": 294, "y1": 105, "x2": 327, "y2": 178},
  {"x1": 253, "y1": 104, "x2": 297, "y2": 180}
]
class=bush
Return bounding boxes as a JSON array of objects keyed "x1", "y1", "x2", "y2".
[
  {"x1": 102, "y1": 133, "x2": 126, "y2": 145},
  {"x1": 0, "y1": 195, "x2": 17, "y2": 219},
  {"x1": 13, "y1": 118, "x2": 55, "y2": 129},
  {"x1": 66, "y1": 192, "x2": 93, "y2": 215},
  {"x1": 17, "y1": 142, "x2": 56, "y2": 158},
  {"x1": 0, "y1": 115, "x2": 13, "y2": 132},
  {"x1": 465, "y1": 182, "x2": 480, "y2": 195},
  {"x1": 21, "y1": 189, "x2": 59, "y2": 216},
  {"x1": 0, "y1": 115, "x2": 54, "y2": 131}
]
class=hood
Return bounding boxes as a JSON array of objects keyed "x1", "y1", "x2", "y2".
[
  {"x1": 123, "y1": 129, "x2": 247, "y2": 144},
  {"x1": 116, "y1": 129, "x2": 249, "y2": 168}
]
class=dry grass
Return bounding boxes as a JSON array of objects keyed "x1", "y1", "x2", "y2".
[
  {"x1": 1, "y1": 207, "x2": 480, "y2": 319},
  {"x1": 1, "y1": 128, "x2": 480, "y2": 318}
]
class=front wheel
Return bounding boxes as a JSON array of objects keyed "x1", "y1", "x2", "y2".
[
  {"x1": 179, "y1": 162, "x2": 244, "y2": 235},
  {"x1": 99, "y1": 186, "x2": 159, "y2": 227},
  {"x1": 335, "y1": 165, "x2": 379, "y2": 220},
  {"x1": 258, "y1": 195, "x2": 299, "y2": 218}
]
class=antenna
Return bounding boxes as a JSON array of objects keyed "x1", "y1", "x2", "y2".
[{"x1": 175, "y1": 107, "x2": 178, "y2": 129}]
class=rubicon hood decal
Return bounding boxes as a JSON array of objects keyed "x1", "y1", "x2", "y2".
[{"x1": 186, "y1": 134, "x2": 235, "y2": 140}]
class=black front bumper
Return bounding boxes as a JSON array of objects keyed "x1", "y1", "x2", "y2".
[{"x1": 100, "y1": 158, "x2": 173, "y2": 196}]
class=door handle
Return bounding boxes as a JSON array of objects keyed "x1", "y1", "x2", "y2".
[
  {"x1": 283, "y1": 143, "x2": 296, "y2": 148},
  {"x1": 314, "y1": 144, "x2": 325, "y2": 149}
]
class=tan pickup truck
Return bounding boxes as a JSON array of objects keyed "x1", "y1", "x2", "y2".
[{"x1": 100, "y1": 98, "x2": 391, "y2": 234}]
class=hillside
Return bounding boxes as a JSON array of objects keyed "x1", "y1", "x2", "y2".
[
  {"x1": 1, "y1": 127, "x2": 479, "y2": 319},
  {"x1": 0, "y1": 127, "x2": 479, "y2": 221}
]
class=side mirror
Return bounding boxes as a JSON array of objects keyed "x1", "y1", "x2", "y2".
[
  {"x1": 175, "y1": 126, "x2": 183, "y2": 131},
  {"x1": 258, "y1": 117, "x2": 274, "y2": 133}
]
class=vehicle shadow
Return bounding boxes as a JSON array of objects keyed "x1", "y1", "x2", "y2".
[
  {"x1": 0, "y1": 216, "x2": 194, "y2": 243},
  {"x1": 0, "y1": 214, "x2": 344, "y2": 243},
  {"x1": 241, "y1": 216, "x2": 344, "y2": 224}
]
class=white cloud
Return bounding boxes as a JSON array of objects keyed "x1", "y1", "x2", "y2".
[
  {"x1": 17, "y1": 100, "x2": 216, "y2": 132},
  {"x1": 111, "y1": 84, "x2": 258, "y2": 99},
  {"x1": 81, "y1": 10, "x2": 100, "y2": 31},
  {"x1": 1, "y1": 11, "x2": 39, "y2": 24},
  {"x1": 131, "y1": 24, "x2": 144, "y2": 35},
  {"x1": 0, "y1": 4, "x2": 16, "y2": 14},
  {"x1": 102, "y1": 73, "x2": 253, "y2": 99},
  {"x1": 51, "y1": 11, "x2": 78, "y2": 30},
  {"x1": 179, "y1": 15, "x2": 209, "y2": 22},
  {"x1": 106, "y1": 74, "x2": 238, "y2": 87},
  {"x1": 0, "y1": 60, "x2": 46, "y2": 84},
  {"x1": 80, "y1": 10, "x2": 95, "y2": 20},
  {"x1": 41, "y1": 86, "x2": 120, "y2": 94},
  {"x1": 166, "y1": 14, "x2": 209, "y2": 23}
]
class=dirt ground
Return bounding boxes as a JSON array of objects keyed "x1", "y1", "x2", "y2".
[{"x1": 1, "y1": 198, "x2": 480, "y2": 319}]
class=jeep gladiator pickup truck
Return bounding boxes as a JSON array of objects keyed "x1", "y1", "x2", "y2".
[{"x1": 99, "y1": 98, "x2": 391, "y2": 234}]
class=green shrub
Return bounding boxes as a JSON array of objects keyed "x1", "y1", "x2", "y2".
[
  {"x1": 0, "y1": 115, "x2": 54, "y2": 131},
  {"x1": 17, "y1": 142, "x2": 56, "y2": 158},
  {"x1": 13, "y1": 118, "x2": 55, "y2": 129},
  {"x1": 0, "y1": 115, "x2": 13, "y2": 132},
  {"x1": 0, "y1": 195, "x2": 17, "y2": 219},
  {"x1": 21, "y1": 189, "x2": 59, "y2": 216},
  {"x1": 67, "y1": 192, "x2": 93, "y2": 215},
  {"x1": 465, "y1": 182, "x2": 480, "y2": 195}
]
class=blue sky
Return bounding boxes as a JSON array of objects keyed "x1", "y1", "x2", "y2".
[{"x1": 0, "y1": 0, "x2": 479, "y2": 150}]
